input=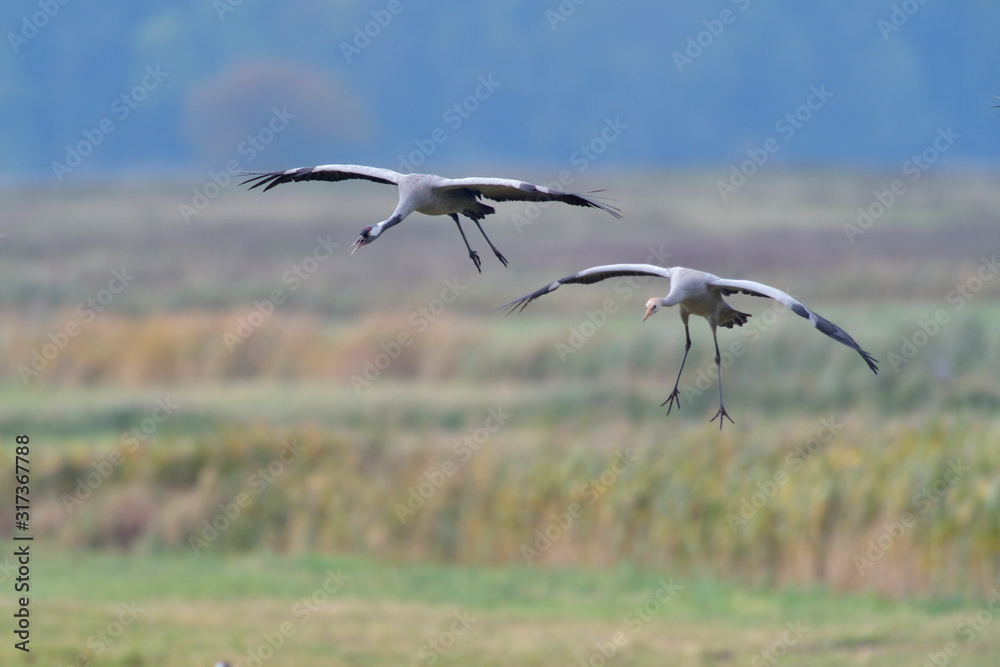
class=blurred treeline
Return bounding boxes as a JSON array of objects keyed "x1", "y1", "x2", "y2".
[{"x1": 3, "y1": 2, "x2": 1000, "y2": 178}]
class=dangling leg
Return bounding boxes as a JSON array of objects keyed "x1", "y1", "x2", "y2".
[
  {"x1": 471, "y1": 218, "x2": 508, "y2": 267},
  {"x1": 449, "y1": 213, "x2": 481, "y2": 273},
  {"x1": 661, "y1": 312, "x2": 691, "y2": 414},
  {"x1": 708, "y1": 322, "x2": 734, "y2": 429}
]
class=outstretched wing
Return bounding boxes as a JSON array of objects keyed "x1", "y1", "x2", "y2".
[
  {"x1": 239, "y1": 165, "x2": 402, "y2": 192},
  {"x1": 499, "y1": 264, "x2": 672, "y2": 314},
  {"x1": 436, "y1": 177, "x2": 622, "y2": 219},
  {"x1": 708, "y1": 277, "x2": 879, "y2": 374}
]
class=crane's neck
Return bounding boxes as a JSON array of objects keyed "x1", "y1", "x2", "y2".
[{"x1": 375, "y1": 213, "x2": 404, "y2": 236}]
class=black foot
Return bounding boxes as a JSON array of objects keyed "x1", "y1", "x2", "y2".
[
  {"x1": 660, "y1": 389, "x2": 681, "y2": 415},
  {"x1": 494, "y1": 250, "x2": 508, "y2": 267},
  {"x1": 469, "y1": 251, "x2": 482, "y2": 273},
  {"x1": 709, "y1": 405, "x2": 735, "y2": 430}
]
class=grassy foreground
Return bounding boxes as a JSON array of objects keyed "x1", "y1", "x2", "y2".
[{"x1": 2, "y1": 548, "x2": 999, "y2": 666}]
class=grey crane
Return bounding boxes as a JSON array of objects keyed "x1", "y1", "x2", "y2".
[
  {"x1": 501, "y1": 263, "x2": 878, "y2": 428},
  {"x1": 240, "y1": 165, "x2": 621, "y2": 272}
]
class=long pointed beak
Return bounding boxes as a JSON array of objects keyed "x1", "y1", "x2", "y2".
[
  {"x1": 350, "y1": 237, "x2": 364, "y2": 255},
  {"x1": 643, "y1": 308, "x2": 653, "y2": 322}
]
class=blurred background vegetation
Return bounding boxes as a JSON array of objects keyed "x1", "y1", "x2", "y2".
[
  {"x1": 2, "y1": 2, "x2": 999, "y2": 665},
  {"x1": 2, "y1": 172, "x2": 1000, "y2": 664},
  {"x1": 2, "y1": 2, "x2": 1000, "y2": 178}
]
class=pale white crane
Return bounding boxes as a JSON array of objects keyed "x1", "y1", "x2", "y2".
[
  {"x1": 240, "y1": 165, "x2": 620, "y2": 272},
  {"x1": 501, "y1": 263, "x2": 878, "y2": 428}
]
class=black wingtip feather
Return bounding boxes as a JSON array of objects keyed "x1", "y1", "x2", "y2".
[
  {"x1": 790, "y1": 308, "x2": 879, "y2": 375},
  {"x1": 494, "y1": 297, "x2": 529, "y2": 316},
  {"x1": 860, "y1": 350, "x2": 879, "y2": 375},
  {"x1": 238, "y1": 171, "x2": 296, "y2": 191},
  {"x1": 580, "y1": 192, "x2": 623, "y2": 219},
  {"x1": 239, "y1": 173, "x2": 271, "y2": 189},
  {"x1": 495, "y1": 283, "x2": 558, "y2": 316}
]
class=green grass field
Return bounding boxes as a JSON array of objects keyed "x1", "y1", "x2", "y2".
[
  {"x1": 2, "y1": 172, "x2": 998, "y2": 665},
  {"x1": 2, "y1": 548, "x2": 999, "y2": 666}
]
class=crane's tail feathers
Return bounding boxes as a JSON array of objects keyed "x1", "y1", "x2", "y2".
[
  {"x1": 463, "y1": 203, "x2": 496, "y2": 222},
  {"x1": 718, "y1": 309, "x2": 751, "y2": 329}
]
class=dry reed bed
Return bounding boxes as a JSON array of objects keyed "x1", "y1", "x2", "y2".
[{"x1": 10, "y1": 415, "x2": 998, "y2": 598}]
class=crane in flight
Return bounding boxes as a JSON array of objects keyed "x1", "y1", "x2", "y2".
[
  {"x1": 240, "y1": 165, "x2": 620, "y2": 273},
  {"x1": 500, "y1": 263, "x2": 878, "y2": 428}
]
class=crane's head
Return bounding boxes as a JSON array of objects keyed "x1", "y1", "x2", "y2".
[
  {"x1": 350, "y1": 225, "x2": 378, "y2": 255},
  {"x1": 643, "y1": 298, "x2": 662, "y2": 322}
]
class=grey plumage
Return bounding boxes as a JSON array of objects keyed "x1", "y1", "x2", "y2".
[
  {"x1": 501, "y1": 263, "x2": 878, "y2": 427},
  {"x1": 241, "y1": 165, "x2": 620, "y2": 272}
]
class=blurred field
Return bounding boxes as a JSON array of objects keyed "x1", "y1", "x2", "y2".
[
  {"x1": 1, "y1": 549, "x2": 999, "y2": 666},
  {"x1": 2, "y1": 170, "x2": 999, "y2": 664}
]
